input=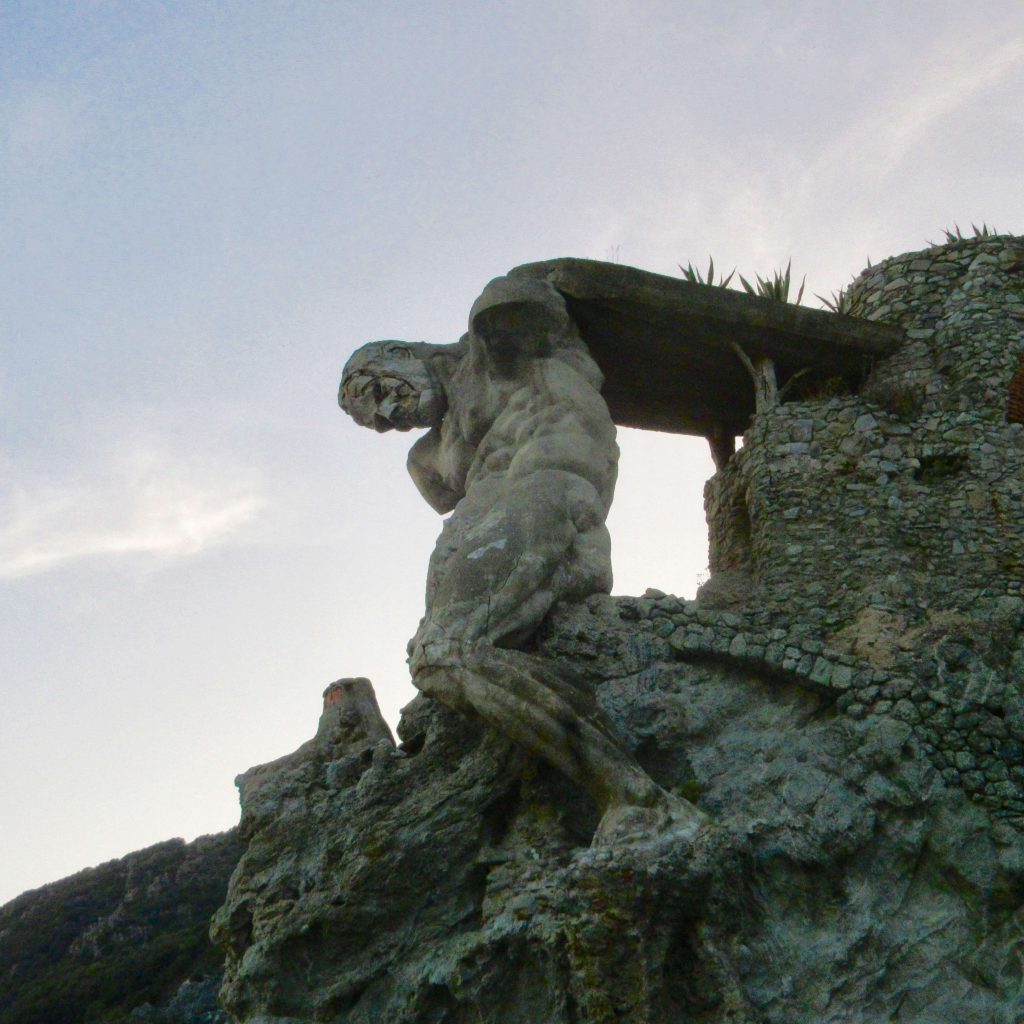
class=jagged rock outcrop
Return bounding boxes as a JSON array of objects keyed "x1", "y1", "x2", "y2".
[
  {"x1": 0, "y1": 830, "x2": 241, "y2": 1024},
  {"x1": 213, "y1": 599, "x2": 1024, "y2": 1023}
]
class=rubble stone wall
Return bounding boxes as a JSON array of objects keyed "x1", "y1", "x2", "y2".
[{"x1": 704, "y1": 234, "x2": 1024, "y2": 820}]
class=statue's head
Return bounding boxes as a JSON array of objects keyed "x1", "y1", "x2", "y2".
[{"x1": 339, "y1": 340, "x2": 447, "y2": 432}]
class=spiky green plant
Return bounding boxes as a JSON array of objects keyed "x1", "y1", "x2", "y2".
[
  {"x1": 938, "y1": 222, "x2": 999, "y2": 243},
  {"x1": 739, "y1": 259, "x2": 806, "y2": 304},
  {"x1": 816, "y1": 286, "x2": 853, "y2": 314},
  {"x1": 678, "y1": 255, "x2": 735, "y2": 288}
]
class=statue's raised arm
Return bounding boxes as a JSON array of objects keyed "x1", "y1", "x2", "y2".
[{"x1": 339, "y1": 275, "x2": 705, "y2": 843}]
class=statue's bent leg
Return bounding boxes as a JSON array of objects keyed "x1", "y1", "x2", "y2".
[
  {"x1": 416, "y1": 644, "x2": 655, "y2": 806},
  {"x1": 410, "y1": 472, "x2": 706, "y2": 838},
  {"x1": 415, "y1": 645, "x2": 706, "y2": 842}
]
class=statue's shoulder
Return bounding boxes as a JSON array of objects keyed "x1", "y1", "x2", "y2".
[{"x1": 469, "y1": 275, "x2": 586, "y2": 366}]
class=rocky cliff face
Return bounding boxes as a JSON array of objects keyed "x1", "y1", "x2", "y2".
[
  {"x1": 212, "y1": 599, "x2": 1024, "y2": 1023},
  {"x1": 0, "y1": 830, "x2": 241, "y2": 1024}
]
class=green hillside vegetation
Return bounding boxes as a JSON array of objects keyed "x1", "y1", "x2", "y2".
[{"x1": 0, "y1": 831, "x2": 241, "y2": 1024}]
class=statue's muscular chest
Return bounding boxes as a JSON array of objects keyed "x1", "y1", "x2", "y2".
[
  {"x1": 436, "y1": 386, "x2": 525, "y2": 492},
  {"x1": 412, "y1": 360, "x2": 578, "y2": 509}
]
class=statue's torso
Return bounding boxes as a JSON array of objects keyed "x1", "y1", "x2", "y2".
[{"x1": 430, "y1": 353, "x2": 618, "y2": 513}]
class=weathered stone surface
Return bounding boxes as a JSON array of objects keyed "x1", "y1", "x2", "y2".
[
  {"x1": 213, "y1": 598, "x2": 1024, "y2": 1023},
  {"x1": 212, "y1": 694, "x2": 528, "y2": 1022}
]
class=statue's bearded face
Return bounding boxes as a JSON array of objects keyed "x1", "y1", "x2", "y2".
[{"x1": 339, "y1": 341, "x2": 445, "y2": 432}]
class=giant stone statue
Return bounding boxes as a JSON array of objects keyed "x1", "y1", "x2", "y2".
[{"x1": 339, "y1": 275, "x2": 705, "y2": 841}]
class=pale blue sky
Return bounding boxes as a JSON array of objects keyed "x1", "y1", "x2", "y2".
[{"x1": 2, "y1": 0, "x2": 1022, "y2": 904}]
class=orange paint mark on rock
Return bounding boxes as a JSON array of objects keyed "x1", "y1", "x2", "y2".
[{"x1": 323, "y1": 683, "x2": 347, "y2": 708}]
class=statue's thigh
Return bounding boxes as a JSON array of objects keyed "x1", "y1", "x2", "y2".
[
  {"x1": 427, "y1": 476, "x2": 587, "y2": 615},
  {"x1": 459, "y1": 475, "x2": 586, "y2": 562}
]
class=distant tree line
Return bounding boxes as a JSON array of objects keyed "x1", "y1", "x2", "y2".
[{"x1": 0, "y1": 832, "x2": 241, "y2": 1024}]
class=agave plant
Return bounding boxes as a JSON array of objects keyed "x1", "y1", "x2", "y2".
[
  {"x1": 678, "y1": 255, "x2": 735, "y2": 288},
  {"x1": 816, "y1": 285, "x2": 853, "y2": 314},
  {"x1": 739, "y1": 259, "x2": 806, "y2": 304},
  {"x1": 938, "y1": 222, "x2": 999, "y2": 243}
]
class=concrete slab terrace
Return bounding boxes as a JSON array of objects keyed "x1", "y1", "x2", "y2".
[{"x1": 509, "y1": 258, "x2": 905, "y2": 437}]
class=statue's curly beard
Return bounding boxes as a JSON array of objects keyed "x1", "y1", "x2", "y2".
[
  {"x1": 373, "y1": 378, "x2": 432, "y2": 432},
  {"x1": 341, "y1": 372, "x2": 444, "y2": 432}
]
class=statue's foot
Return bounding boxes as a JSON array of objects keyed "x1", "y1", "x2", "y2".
[
  {"x1": 408, "y1": 633, "x2": 470, "y2": 676},
  {"x1": 593, "y1": 792, "x2": 707, "y2": 848}
]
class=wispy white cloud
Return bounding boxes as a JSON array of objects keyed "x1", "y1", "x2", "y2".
[
  {"x1": 581, "y1": 21, "x2": 1024, "y2": 295},
  {"x1": 0, "y1": 444, "x2": 266, "y2": 579},
  {"x1": 800, "y1": 34, "x2": 1024, "y2": 196}
]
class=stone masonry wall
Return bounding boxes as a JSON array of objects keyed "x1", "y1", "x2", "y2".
[{"x1": 701, "y1": 234, "x2": 1024, "y2": 821}]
